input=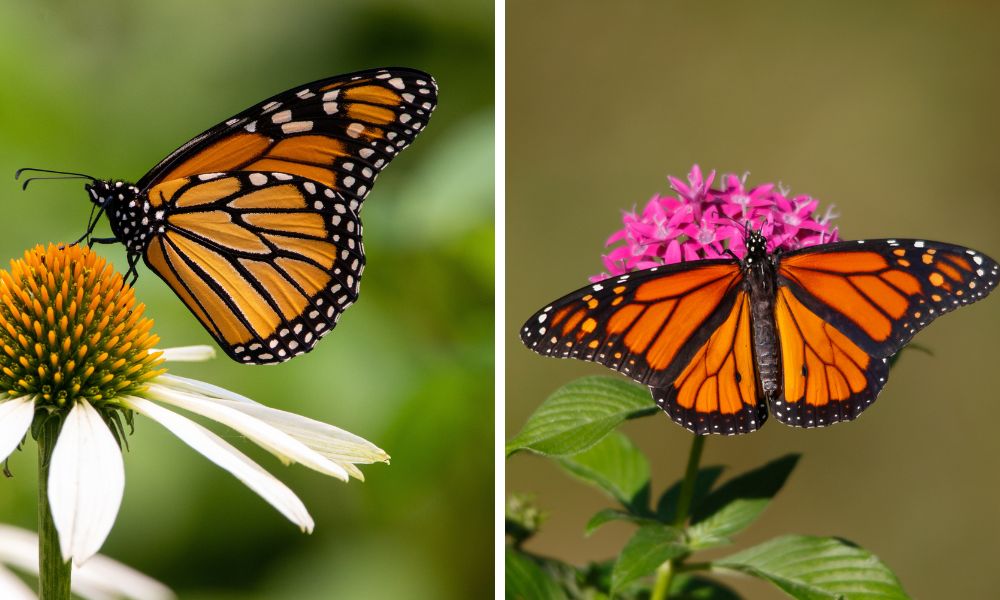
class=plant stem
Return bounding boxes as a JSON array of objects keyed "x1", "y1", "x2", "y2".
[
  {"x1": 37, "y1": 417, "x2": 71, "y2": 600},
  {"x1": 651, "y1": 434, "x2": 707, "y2": 600},
  {"x1": 673, "y1": 434, "x2": 705, "y2": 527}
]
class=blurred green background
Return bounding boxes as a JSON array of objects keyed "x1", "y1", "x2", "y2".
[
  {"x1": 507, "y1": 1, "x2": 1000, "y2": 598},
  {"x1": 0, "y1": 1, "x2": 492, "y2": 598}
]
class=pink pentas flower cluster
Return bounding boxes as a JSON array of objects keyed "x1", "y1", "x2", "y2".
[{"x1": 592, "y1": 165, "x2": 840, "y2": 281}]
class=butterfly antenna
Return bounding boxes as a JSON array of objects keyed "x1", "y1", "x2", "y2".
[{"x1": 15, "y1": 168, "x2": 96, "y2": 191}]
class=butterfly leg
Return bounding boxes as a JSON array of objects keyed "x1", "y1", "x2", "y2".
[
  {"x1": 87, "y1": 237, "x2": 118, "y2": 245},
  {"x1": 123, "y1": 253, "x2": 141, "y2": 286}
]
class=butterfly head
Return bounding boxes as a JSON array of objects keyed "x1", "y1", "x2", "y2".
[
  {"x1": 743, "y1": 230, "x2": 769, "y2": 266},
  {"x1": 85, "y1": 180, "x2": 140, "y2": 210}
]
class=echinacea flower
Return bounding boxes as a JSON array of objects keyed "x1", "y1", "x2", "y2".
[
  {"x1": 0, "y1": 524, "x2": 173, "y2": 600},
  {"x1": 0, "y1": 245, "x2": 388, "y2": 566},
  {"x1": 593, "y1": 165, "x2": 840, "y2": 280}
]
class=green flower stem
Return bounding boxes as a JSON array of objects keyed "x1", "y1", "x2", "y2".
[
  {"x1": 37, "y1": 417, "x2": 71, "y2": 600},
  {"x1": 652, "y1": 434, "x2": 707, "y2": 600},
  {"x1": 673, "y1": 434, "x2": 705, "y2": 527}
]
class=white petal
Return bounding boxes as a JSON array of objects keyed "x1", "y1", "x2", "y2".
[
  {"x1": 0, "y1": 524, "x2": 36, "y2": 570},
  {"x1": 0, "y1": 524, "x2": 174, "y2": 600},
  {"x1": 0, "y1": 397, "x2": 34, "y2": 462},
  {"x1": 153, "y1": 346, "x2": 216, "y2": 362},
  {"x1": 48, "y1": 400, "x2": 125, "y2": 565},
  {"x1": 157, "y1": 374, "x2": 389, "y2": 472},
  {"x1": 144, "y1": 383, "x2": 349, "y2": 481},
  {"x1": 0, "y1": 564, "x2": 34, "y2": 600},
  {"x1": 72, "y1": 552, "x2": 175, "y2": 600},
  {"x1": 123, "y1": 397, "x2": 314, "y2": 532}
]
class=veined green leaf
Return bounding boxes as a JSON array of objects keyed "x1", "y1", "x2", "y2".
[
  {"x1": 506, "y1": 546, "x2": 568, "y2": 600},
  {"x1": 506, "y1": 377, "x2": 656, "y2": 457},
  {"x1": 557, "y1": 431, "x2": 650, "y2": 511},
  {"x1": 657, "y1": 465, "x2": 725, "y2": 523},
  {"x1": 715, "y1": 535, "x2": 909, "y2": 599},
  {"x1": 687, "y1": 454, "x2": 799, "y2": 545},
  {"x1": 611, "y1": 525, "x2": 688, "y2": 594}
]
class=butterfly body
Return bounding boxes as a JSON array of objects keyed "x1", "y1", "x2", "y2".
[
  {"x1": 66, "y1": 67, "x2": 437, "y2": 364},
  {"x1": 522, "y1": 234, "x2": 998, "y2": 435},
  {"x1": 86, "y1": 180, "x2": 154, "y2": 255},
  {"x1": 743, "y1": 231, "x2": 782, "y2": 399}
]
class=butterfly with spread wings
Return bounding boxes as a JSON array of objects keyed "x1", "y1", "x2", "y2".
[
  {"x1": 521, "y1": 230, "x2": 999, "y2": 434},
  {"x1": 18, "y1": 67, "x2": 437, "y2": 365}
]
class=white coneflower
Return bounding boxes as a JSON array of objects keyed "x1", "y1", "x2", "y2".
[
  {"x1": 0, "y1": 245, "x2": 388, "y2": 596},
  {"x1": 0, "y1": 524, "x2": 174, "y2": 600}
]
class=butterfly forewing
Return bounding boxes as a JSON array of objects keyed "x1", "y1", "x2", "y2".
[
  {"x1": 137, "y1": 67, "x2": 438, "y2": 207},
  {"x1": 520, "y1": 261, "x2": 743, "y2": 387},
  {"x1": 143, "y1": 171, "x2": 364, "y2": 364},
  {"x1": 778, "y1": 239, "x2": 1000, "y2": 357}
]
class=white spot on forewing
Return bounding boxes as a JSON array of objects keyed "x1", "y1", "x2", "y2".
[
  {"x1": 272, "y1": 110, "x2": 292, "y2": 124},
  {"x1": 387, "y1": 77, "x2": 405, "y2": 90},
  {"x1": 913, "y1": 240, "x2": 925, "y2": 248},
  {"x1": 281, "y1": 121, "x2": 313, "y2": 133},
  {"x1": 249, "y1": 173, "x2": 268, "y2": 186},
  {"x1": 347, "y1": 123, "x2": 364, "y2": 138}
]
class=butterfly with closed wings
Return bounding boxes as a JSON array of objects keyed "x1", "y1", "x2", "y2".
[
  {"x1": 521, "y1": 229, "x2": 999, "y2": 434},
  {"x1": 18, "y1": 67, "x2": 437, "y2": 365}
]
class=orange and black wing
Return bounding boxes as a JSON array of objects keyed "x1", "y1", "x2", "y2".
[
  {"x1": 143, "y1": 171, "x2": 363, "y2": 364},
  {"x1": 650, "y1": 289, "x2": 768, "y2": 434},
  {"x1": 520, "y1": 261, "x2": 767, "y2": 434},
  {"x1": 136, "y1": 67, "x2": 437, "y2": 207},
  {"x1": 773, "y1": 239, "x2": 999, "y2": 427}
]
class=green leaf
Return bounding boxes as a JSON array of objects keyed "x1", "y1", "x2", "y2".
[
  {"x1": 506, "y1": 376, "x2": 656, "y2": 457},
  {"x1": 506, "y1": 546, "x2": 568, "y2": 600},
  {"x1": 557, "y1": 431, "x2": 650, "y2": 511},
  {"x1": 611, "y1": 525, "x2": 688, "y2": 594},
  {"x1": 669, "y1": 573, "x2": 743, "y2": 600},
  {"x1": 657, "y1": 465, "x2": 725, "y2": 523},
  {"x1": 585, "y1": 508, "x2": 661, "y2": 536},
  {"x1": 687, "y1": 454, "x2": 799, "y2": 546},
  {"x1": 715, "y1": 535, "x2": 909, "y2": 599}
]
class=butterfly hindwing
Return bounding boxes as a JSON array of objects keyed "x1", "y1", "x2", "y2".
[
  {"x1": 143, "y1": 171, "x2": 364, "y2": 364},
  {"x1": 136, "y1": 67, "x2": 438, "y2": 207},
  {"x1": 651, "y1": 290, "x2": 768, "y2": 435},
  {"x1": 770, "y1": 285, "x2": 889, "y2": 427}
]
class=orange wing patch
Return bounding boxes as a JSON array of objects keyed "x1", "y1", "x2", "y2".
[
  {"x1": 161, "y1": 134, "x2": 271, "y2": 183},
  {"x1": 520, "y1": 262, "x2": 743, "y2": 387},
  {"x1": 142, "y1": 172, "x2": 366, "y2": 364},
  {"x1": 779, "y1": 240, "x2": 999, "y2": 360},
  {"x1": 653, "y1": 291, "x2": 765, "y2": 433},
  {"x1": 773, "y1": 287, "x2": 884, "y2": 428}
]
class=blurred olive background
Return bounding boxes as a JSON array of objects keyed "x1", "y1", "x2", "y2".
[
  {"x1": 507, "y1": 1, "x2": 1000, "y2": 598},
  {"x1": 0, "y1": 1, "x2": 492, "y2": 598}
]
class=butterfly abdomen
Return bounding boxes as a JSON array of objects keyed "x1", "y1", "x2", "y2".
[{"x1": 746, "y1": 256, "x2": 782, "y2": 400}]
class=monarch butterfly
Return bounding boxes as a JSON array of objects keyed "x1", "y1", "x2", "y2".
[
  {"x1": 18, "y1": 67, "x2": 437, "y2": 364},
  {"x1": 520, "y1": 230, "x2": 999, "y2": 434}
]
